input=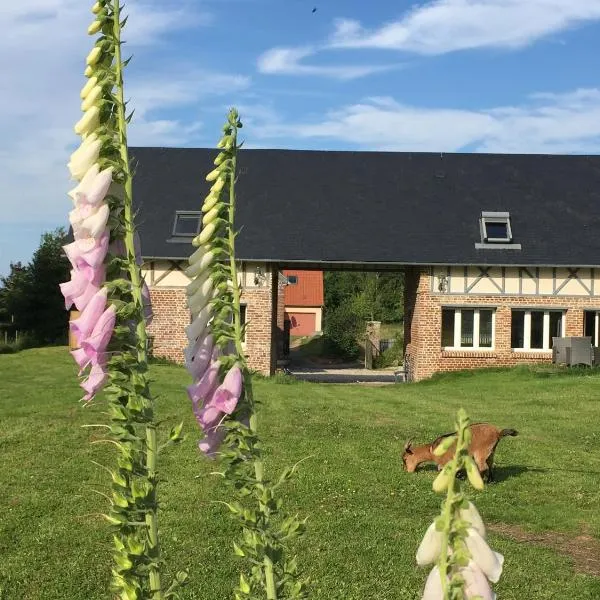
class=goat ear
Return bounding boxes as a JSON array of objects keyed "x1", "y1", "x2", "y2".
[{"x1": 404, "y1": 439, "x2": 413, "y2": 454}]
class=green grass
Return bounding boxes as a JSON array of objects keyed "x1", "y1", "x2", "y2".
[{"x1": 1, "y1": 348, "x2": 600, "y2": 599}]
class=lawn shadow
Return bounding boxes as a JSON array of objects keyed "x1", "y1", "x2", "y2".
[{"x1": 491, "y1": 464, "x2": 546, "y2": 483}]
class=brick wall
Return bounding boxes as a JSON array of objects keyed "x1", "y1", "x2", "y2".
[
  {"x1": 405, "y1": 266, "x2": 600, "y2": 381},
  {"x1": 241, "y1": 285, "x2": 275, "y2": 374},
  {"x1": 147, "y1": 274, "x2": 277, "y2": 375},
  {"x1": 147, "y1": 288, "x2": 190, "y2": 363}
]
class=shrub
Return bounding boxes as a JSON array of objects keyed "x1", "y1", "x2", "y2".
[
  {"x1": 322, "y1": 303, "x2": 363, "y2": 359},
  {"x1": 374, "y1": 329, "x2": 404, "y2": 368}
]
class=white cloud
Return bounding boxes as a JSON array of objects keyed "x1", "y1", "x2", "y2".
[
  {"x1": 245, "y1": 89, "x2": 600, "y2": 154},
  {"x1": 257, "y1": 46, "x2": 396, "y2": 80},
  {"x1": 0, "y1": 0, "x2": 241, "y2": 229},
  {"x1": 329, "y1": 0, "x2": 600, "y2": 54}
]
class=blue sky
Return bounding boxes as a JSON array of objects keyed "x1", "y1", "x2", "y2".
[{"x1": 2, "y1": 0, "x2": 600, "y2": 276}]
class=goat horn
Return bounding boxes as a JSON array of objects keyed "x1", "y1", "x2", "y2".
[{"x1": 403, "y1": 439, "x2": 413, "y2": 452}]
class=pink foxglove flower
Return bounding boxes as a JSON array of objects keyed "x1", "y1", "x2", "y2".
[
  {"x1": 198, "y1": 427, "x2": 226, "y2": 459},
  {"x1": 210, "y1": 365, "x2": 242, "y2": 415},
  {"x1": 70, "y1": 287, "x2": 107, "y2": 344},
  {"x1": 63, "y1": 231, "x2": 110, "y2": 270},
  {"x1": 81, "y1": 304, "x2": 116, "y2": 360},
  {"x1": 184, "y1": 334, "x2": 213, "y2": 380},
  {"x1": 187, "y1": 360, "x2": 220, "y2": 407},
  {"x1": 81, "y1": 362, "x2": 109, "y2": 403}
]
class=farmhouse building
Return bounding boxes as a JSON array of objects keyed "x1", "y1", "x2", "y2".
[
  {"x1": 130, "y1": 147, "x2": 600, "y2": 381},
  {"x1": 282, "y1": 270, "x2": 324, "y2": 337}
]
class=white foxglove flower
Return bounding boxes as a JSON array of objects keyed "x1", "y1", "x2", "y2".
[
  {"x1": 416, "y1": 522, "x2": 442, "y2": 567},
  {"x1": 68, "y1": 163, "x2": 100, "y2": 201},
  {"x1": 188, "y1": 279, "x2": 215, "y2": 314},
  {"x1": 460, "y1": 502, "x2": 486, "y2": 538},
  {"x1": 185, "y1": 304, "x2": 212, "y2": 342},
  {"x1": 74, "y1": 106, "x2": 100, "y2": 136},
  {"x1": 185, "y1": 251, "x2": 215, "y2": 279},
  {"x1": 68, "y1": 139, "x2": 102, "y2": 180},
  {"x1": 88, "y1": 20, "x2": 102, "y2": 35},
  {"x1": 463, "y1": 561, "x2": 496, "y2": 600},
  {"x1": 465, "y1": 529, "x2": 504, "y2": 583}
]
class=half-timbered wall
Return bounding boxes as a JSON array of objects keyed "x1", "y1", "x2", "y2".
[
  {"x1": 142, "y1": 260, "x2": 277, "y2": 374},
  {"x1": 405, "y1": 266, "x2": 600, "y2": 381}
]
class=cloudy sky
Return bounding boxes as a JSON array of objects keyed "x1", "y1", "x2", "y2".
[{"x1": 2, "y1": 0, "x2": 600, "y2": 275}]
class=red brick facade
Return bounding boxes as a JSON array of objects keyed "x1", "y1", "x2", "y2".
[
  {"x1": 404, "y1": 266, "x2": 599, "y2": 381},
  {"x1": 146, "y1": 271, "x2": 279, "y2": 375}
]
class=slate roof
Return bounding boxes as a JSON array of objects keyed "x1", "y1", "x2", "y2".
[{"x1": 129, "y1": 147, "x2": 600, "y2": 267}]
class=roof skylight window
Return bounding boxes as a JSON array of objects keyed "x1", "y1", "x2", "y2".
[
  {"x1": 172, "y1": 211, "x2": 201, "y2": 237},
  {"x1": 480, "y1": 211, "x2": 512, "y2": 243}
]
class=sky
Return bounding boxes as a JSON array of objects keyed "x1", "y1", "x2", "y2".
[{"x1": 2, "y1": 0, "x2": 600, "y2": 276}]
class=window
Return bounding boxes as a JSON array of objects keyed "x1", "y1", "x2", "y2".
[
  {"x1": 511, "y1": 309, "x2": 564, "y2": 351},
  {"x1": 480, "y1": 211, "x2": 512, "y2": 243},
  {"x1": 172, "y1": 211, "x2": 201, "y2": 237},
  {"x1": 287, "y1": 275, "x2": 298, "y2": 284},
  {"x1": 240, "y1": 305, "x2": 247, "y2": 343},
  {"x1": 584, "y1": 311, "x2": 600, "y2": 346},
  {"x1": 441, "y1": 308, "x2": 496, "y2": 350}
]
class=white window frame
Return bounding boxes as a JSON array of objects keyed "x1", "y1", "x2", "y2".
[
  {"x1": 480, "y1": 211, "x2": 512, "y2": 243},
  {"x1": 442, "y1": 307, "x2": 496, "y2": 351},
  {"x1": 240, "y1": 304, "x2": 247, "y2": 349},
  {"x1": 511, "y1": 309, "x2": 565, "y2": 352}
]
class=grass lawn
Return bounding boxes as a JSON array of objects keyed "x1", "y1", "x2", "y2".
[{"x1": 1, "y1": 348, "x2": 600, "y2": 599}]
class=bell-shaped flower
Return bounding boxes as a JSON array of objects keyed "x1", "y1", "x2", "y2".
[
  {"x1": 63, "y1": 230, "x2": 109, "y2": 270},
  {"x1": 463, "y1": 561, "x2": 496, "y2": 599},
  {"x1": 461, "y1": 502, "x2": 486, "y2": 538},
  {"x1": 210, "y1": 365, "x2": 242, "y2": 415},
  {"x1": 421, "y1": 563, "x2": 496, "y2": 600},
  {"x1": 198, "y1": 426, "x2": 226, "y2": 459},
  {"x1": 81, "y1": 85, "x2": 103, "y2": 111},
  {"x1": 81, "y1": 362, "x2": 108, "y2": 403},
  {"x1": 74, "y1": 105, "x2": 100, "y2": 137},
  {"x1": 184, "y1": 334, "x2": 213, "y2": 380},
  {"x1": 185, "y1": 303, "x2": 212, "y2": 342},
  {"x1": 187, "y1": 360, "x2": 220, "y2": 408},
  {"x1": 81, "y1": 304, "x2": 116, "y2": 360},
  {"x1": 416, "y1": 522, "x2": 443, "y2": 567},
  {"x1": 70, "y1": 287, "x2": 107, "y2": 344},
  {"x1": 465, "y1": 529, "x2": 504, "y2": 583},
  {"x1": 72, "y1": 203, "x2": 110, "y2": 240},
  {"x1": 75, "y1": 167, "x2": 113, "y2": 206},
  {"x1": 68, "y1": 163, "x2": 99, "y2": 201},
  {"x1": 197, "y1": 403, "x2": 223, "y2": 430},
  {"x1": 69, "y1": 139, "x2": 102, "y2": 181},
  {"x1": 60, "y1": 265, "x2": 104, "y2": 310},
  {"x1": 71, "y1": 347, "x2": 92, "y2": 372},
  {"x1": 421, "y1": 566, "x2": 443, "y2": 599},
  {"x1": 141, "y1": 280, "x2": 153, "y2": 325}
]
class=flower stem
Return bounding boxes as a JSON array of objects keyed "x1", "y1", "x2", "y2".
[
  {"x1": 112, "y1": 1, "x2": 162, "y2": 597},
  {"x1": 438, "y1": 425, "x2": 468, "y2": 600},
  {"x1": 226, "y1": 121, "x2": 278, "y2": 600}
]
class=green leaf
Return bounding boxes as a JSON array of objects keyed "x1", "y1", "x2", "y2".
[
  {"x1": 233, "y1": 542, "x2": 245, "y2": 556},
  {"x1": 238, "y1": 574, "x2": 250, "y2": 594}
]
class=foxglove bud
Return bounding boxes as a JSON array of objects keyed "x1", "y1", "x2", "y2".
[
  {"x1": 81, "y1": 76, "x2": 99, "y2": 99},
  {"x1": 81, "y1": 85, "x2": 103, "y2": 111},
  {"x1": 202, "y1": 206, "x2": 221, "y2": 227},
  {"x1": 75, "y1": 106, "x2": 101, "y2": 136},
  {"x1": 433, "y1": 434, "x2": 456, "y2": 457},
  {"x1": 432, "y1": 469, "x2": 450, "y2": 493},
  {"x1": 88, "y1": 20, "x2": 102, "y2": 35},
  {"x1": 86, "y1": 46, "x2": 102, "y2": 66},
  {"x1": 465, "y1": 457, "x2": 484, "y2": 490}
]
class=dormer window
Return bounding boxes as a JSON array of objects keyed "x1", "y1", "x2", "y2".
[
  {"x1": 172, "y1": 211, "x2": 201, "y2": 237},
  {"x1": 480, "y1": 212, "x2": 512, "y2": 243},
  {"x1": 476, "y1": 211, "x2": 521, "y2": 250}
]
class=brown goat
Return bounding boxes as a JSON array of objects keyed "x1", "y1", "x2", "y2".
[{"x1": 401, "y1": 423, "x2": 518, "y2": 482}]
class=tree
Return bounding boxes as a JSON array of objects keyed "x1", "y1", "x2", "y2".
[{"x1": 0, "y1": 229, "x2": 70, "y2": 344}]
